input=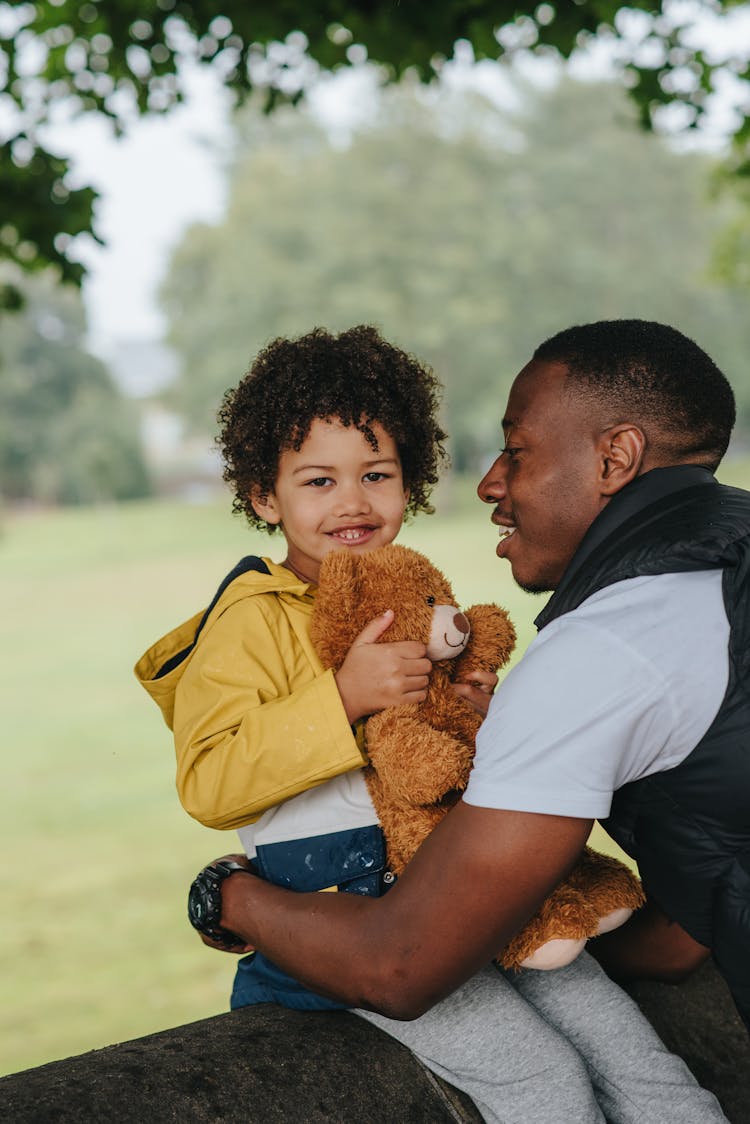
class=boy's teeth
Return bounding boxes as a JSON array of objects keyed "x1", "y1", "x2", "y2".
[{"x1": 338, "y1": 529, "x2": 366, "y2": 540}]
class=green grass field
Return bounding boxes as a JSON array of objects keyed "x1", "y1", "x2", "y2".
[{"x1": 3, "y1": 462, "x2": 748, "y2": 1076}]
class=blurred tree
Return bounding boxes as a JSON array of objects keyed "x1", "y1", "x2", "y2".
[
  {"x1": 161, "y1": 78, "x2": 750, "y2": 470},
  {"x1": 2, "y1": 1, "x2": 748, "y2": 304},
  {"x1": 0, "y1": 270, "x2": 151, "y2": 505}
]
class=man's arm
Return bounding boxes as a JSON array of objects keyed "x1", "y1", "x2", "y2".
[{"x1": 219, "y1": 799, "x2": 592, "y2": 1020}]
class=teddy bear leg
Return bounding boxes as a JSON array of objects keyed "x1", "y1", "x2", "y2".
[
  {"x1": 498, "y1": 884, "x2": 599, "y2": 972},
  {"x1": 519, "y1": 937, "x2": 588, "y2": 971},
  {"x1": 568, "y1": 847, "x2": 645, "y2": 938},
  {"x1": 594, "y1": 906, "x2": 635, "y2": 935}
]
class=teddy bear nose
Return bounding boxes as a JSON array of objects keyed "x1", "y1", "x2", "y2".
[{"x1": 453, "y1": 612, "x2": 469, "y2": 636}]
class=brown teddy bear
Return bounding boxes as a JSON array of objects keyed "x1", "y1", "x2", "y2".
[{"x1": 310, "y1": 543, "x2": 644, "y2": 970}]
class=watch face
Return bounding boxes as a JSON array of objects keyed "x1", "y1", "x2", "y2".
[
  {"x1": 187, "y1": 866, "x2": 245, "y2": 949},
  {"x1": 188, "y1": 870, "x2": 218, "y2": 931}
]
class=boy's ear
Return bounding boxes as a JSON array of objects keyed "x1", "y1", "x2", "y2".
[{"x1": 250, "y1": 488, "x2": 281, "y2": 525}]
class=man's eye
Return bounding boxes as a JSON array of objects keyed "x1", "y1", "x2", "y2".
[{"x1": 502, "y1": 447, "x2": 521, "y2": 458}]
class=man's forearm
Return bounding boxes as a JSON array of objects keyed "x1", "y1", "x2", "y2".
[
  {"x1": 218, "y1": 802, "x2": 592, "y2": 1019},
  {"x1": 222, "y1": 872, "x2": 402, "y2": 1009}
]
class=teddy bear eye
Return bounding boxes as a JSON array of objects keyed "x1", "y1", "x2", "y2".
[{"x1": 425, "y1": 595, "x2": 436, "y2": 606}]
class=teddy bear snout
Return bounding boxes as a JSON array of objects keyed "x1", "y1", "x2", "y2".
[
  {"x1": 427, "y1": 604, "x2": 472, "y2": 660},
  {"x1": 454, "y1": 612, "x2": 469, "y2": 636}
]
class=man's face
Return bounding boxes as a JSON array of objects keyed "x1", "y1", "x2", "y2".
[{"x1": 477, "y1": 359, "x2": 610, "y2": 593}]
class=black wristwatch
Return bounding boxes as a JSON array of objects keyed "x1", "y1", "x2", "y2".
[{"x1": 187, "y1": 859, "x2": 249, "y2": 949}]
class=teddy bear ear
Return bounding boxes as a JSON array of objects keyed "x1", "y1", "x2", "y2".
[
  {"x1": 318, "y1": 549, "x2": 361, "y2": 610},
  {"x1": 310, "y1": 550, "x2": 363, "y2": 668}
]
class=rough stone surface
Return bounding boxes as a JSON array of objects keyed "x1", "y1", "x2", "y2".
[
  {"x1": 0, "y1": 1004, "x2": 482, "y2": 1123},
  {"x1": 1, "y1": 960, "x2": 747, "y2": 1123}
]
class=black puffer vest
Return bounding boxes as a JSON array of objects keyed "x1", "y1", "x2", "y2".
[{"x1": 535, "y1": 465, "x2": 750, "y2": 1030}]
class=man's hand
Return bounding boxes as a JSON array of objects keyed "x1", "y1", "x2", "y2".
[
  {"x1": 190, "y1": 853, "x2": 256, "y2": 954},
  {"x1": 202, "y1": 853, "x2": 256, "y2": 953},
  {"x1": 452, "y1": 669, "x2": 499, "y2": 718},
  {"x1": 334, "y1": 611, "x2": 433, "y2": 723}
]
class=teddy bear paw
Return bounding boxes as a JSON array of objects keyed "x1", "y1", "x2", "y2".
[
  {"x1": 594, "y1": 906, "x2": 634, "y2": 935},
  {"x1": 519, "y1": 937, "x2": 587, "y2": 971}
]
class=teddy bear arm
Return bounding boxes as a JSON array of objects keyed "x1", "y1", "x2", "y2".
[{"x1": 366, "y1": 710, "x2": 473, "y2": 805}]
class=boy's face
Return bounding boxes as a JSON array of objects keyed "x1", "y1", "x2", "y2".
[{"x1": 251, "y1": 417, "x2": 409, "y2": 584}]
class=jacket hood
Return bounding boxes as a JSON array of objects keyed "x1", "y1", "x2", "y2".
[{"x1": 134, "y1": 556, "x2": 313, "y2": 729}]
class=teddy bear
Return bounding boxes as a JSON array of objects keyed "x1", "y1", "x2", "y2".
[{"x1": 310, "y1": 543, "x2": 644, "y2": 970}]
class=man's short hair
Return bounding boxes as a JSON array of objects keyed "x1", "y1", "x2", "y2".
[{"x1": 533, "y1": 319, "x2": 736, "y2": 469}]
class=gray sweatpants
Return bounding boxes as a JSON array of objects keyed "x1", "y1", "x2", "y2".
[{"x1": 355, "y1": 951, "x2": 727, "y2": 1124}]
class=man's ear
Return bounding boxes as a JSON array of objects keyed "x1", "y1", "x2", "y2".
[
  {"x1": 599, "y1": 425, "x2": 646, "y2": 495},
  {"x1": 250, "y1": 488, "x2": 281, "y2": 526}
]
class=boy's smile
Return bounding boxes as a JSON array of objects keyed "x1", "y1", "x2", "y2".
[{"x1": 251, "y1": 417, "x2": 409, "y2": 584}]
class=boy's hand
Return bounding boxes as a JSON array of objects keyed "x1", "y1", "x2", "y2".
[
  {"x1": 335, "y1": 610, "x2": 432, "y2": 723},
  {"x1": 452, "y1": 669, "x2": 498, "y2": 718}
]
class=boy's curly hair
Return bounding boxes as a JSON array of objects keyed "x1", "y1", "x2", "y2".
[{"x1": 218, "y1": 324, "x2": 449, "y2": 530}]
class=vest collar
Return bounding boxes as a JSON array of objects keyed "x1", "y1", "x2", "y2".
[{"x1": 534, "y1": 465, "x2": 716, "y2": 631}]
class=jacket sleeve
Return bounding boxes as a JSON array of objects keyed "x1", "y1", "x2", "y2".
[{"x1": 172, "y1": 596, "x2": 367, "y2": 830}]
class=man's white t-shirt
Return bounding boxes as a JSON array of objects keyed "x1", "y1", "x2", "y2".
[{"x1": 464, "y1": 570, "x2": 730, "y2": 820}]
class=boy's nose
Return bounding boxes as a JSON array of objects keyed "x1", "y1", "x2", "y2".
[
  {"x1": 477, "y1": 454, "x2": 507, "y2": 505},
  {"x1": 334, "y1": 483, "x2": 371, "y2": 515}
]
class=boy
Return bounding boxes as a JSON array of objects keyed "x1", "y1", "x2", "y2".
[{"x1": 136, "y1": 325, "x2": 725, "y2": 1123}]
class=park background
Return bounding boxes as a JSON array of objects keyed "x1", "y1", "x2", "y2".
[{"x1": 3, "y1": 1, "x2": 750, "y2": 1079}]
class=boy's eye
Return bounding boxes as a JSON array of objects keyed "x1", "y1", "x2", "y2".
[
  {"x1": 306, "y1": 476, "x2": 332, "y2": 487},
  {"x1": 363, "y1": 471, "x2": 388, "y2": 482}
]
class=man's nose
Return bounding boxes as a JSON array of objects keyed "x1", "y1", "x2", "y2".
[{"x1": 477, "y1": 455, "x2": 507, "y2": 504}]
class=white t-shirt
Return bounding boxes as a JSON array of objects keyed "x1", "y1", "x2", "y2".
[{"x1": 464, "y1": 571, "x2": 730, "y2": 820}]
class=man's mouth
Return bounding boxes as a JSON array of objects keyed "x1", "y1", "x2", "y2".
[{"x1": 493, "y1": 514, "x2": 516, "y2": 543}]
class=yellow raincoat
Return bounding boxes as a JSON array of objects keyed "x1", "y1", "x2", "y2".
[{"x1": 134, "y1": 556, "x2": 367, "y2": 830}]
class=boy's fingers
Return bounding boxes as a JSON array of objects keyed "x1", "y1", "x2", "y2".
[
  {"x1": 404, "y1": 660, "x2": 432, "y2": 679},
  {"x1": 351, "y1": 609, "x2": 394, "y2": 647}
]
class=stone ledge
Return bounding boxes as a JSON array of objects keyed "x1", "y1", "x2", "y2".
[
  {"x1": 0, "y1": 960, "x2": 747, "y2": 1123},
  {"x1": 0, "y1": 1003, "x2": 482, "y2": 1124}
]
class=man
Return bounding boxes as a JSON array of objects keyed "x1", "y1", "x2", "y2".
[{"x1": 190, "y1": 319, "x2": 750, "y2": 1035}]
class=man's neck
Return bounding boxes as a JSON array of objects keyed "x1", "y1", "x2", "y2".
[{"x1": 535, "y1": 465, "x2": 716, "y2": 630}]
